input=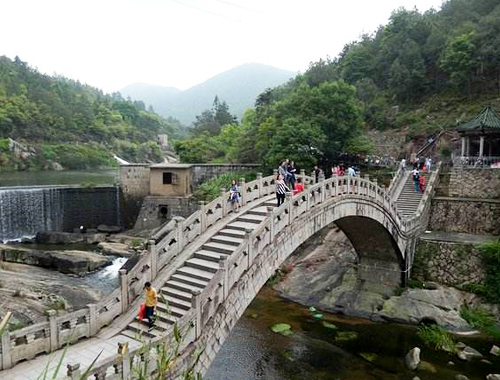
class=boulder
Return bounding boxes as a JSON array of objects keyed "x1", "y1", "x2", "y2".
[
  {"x1": 491, "y1": 345, "x2": 500, "y2": 357},
  {"x1": 457, "y1": 346, "x2": 483, "y2": 361},
  {"x1": 0, "y1": 244, "x2": 110, "y2": 274},
  {"x1": 405, "y1": 347, "x2": 421, "y2": 370},
  {"x1": 417, "y1": 361, "x2": 437, "y2": 373},
  {"x1": 97, "y1": 225, "x2": 122, "y2": 233},
  {"x1": 455, "y1": 375, "x2": 469, "y2": 380},
  {"x1": 36, "y1": 231, "x2": 85, "y2": 244},
  {"x1": 487, "y1": 375, "x2": 500, "y2": 380},
  {"x1": 98, "y1": 242, "x2": 133, "y2": 257}
]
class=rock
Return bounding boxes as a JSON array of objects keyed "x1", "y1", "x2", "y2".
[
  {"x1": 51, "y1": 161, "x2": 63, "y2": 171},
  {"x1": 98, "y1": 242, "x2": 133, "y2": 257},
  {"x1": 457, "y1": 346, "x2": 483, "y2": 361},
  {"x1": 97, "y1": 225, "x2": 122, "y2": 234},
  {"x1": 482, "y1": 359, "x2": 492, "y2": 365},
  {"x1": 36, "y1": 231, "x2": 85, "y2": 244},
  {"x1": 417, "y1": 361, "x2": 437, "y2": 373},
  {"x1": 412, "y1": 377, "x2": 421, "y2": 380},
  {"x1": 0, "y1": 244, "x2": 110, "y2": 274},
  {"x1": 83, "y1": 233, "x2": 107, "y2": 244},
  {"x1": 491, "y1": 345, "x2": 500, "y2": 356},
  {"x1": 359, "y1": 352, "x2": 377, "y2": 362},
  {"x1": 405, "y1": 347, "x2": 421, "y2": 370},
  {"x1": 456, "y1": 342, "x2": 466, "y2": 349},
  {"x1": 487, "y1": 375, "x2": 500, "y2": 380},
  {"x1": 455, "y1": 375, "x2": 469, "y2": 380},
  {"x1": 448, "y1": 361, "x2": 455, "y2": 366},
  {"x1": 423, "y1": 282, "x2": 439, "y2": 290}
]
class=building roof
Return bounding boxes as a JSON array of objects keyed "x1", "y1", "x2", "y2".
[
  {"x1": 457, "y1": 107, "x2": 500, "y2": 133},
  {"x1": 150, "y1": 163, "x2": 193, "y2": 169}
]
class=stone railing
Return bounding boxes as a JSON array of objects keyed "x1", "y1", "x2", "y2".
[
  {"x1": 387, "y1": 165, "x2": 407, "y2": 200},
  {"x1": 453, "y1": 156, "x2": 500, "y2": 168},
  {"x1": 0, "y1": 171, "x2": 308, "y2": 371},
  {"x1": 60, "y1": 173, "x2": 409, "y2": 380},
  {"x1": 402, "y1": 162, "x2": 442, "y2": 234}
]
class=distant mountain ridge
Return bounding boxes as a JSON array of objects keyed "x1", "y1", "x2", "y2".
[{"x1": 120, "y1": 63, "x2": 295, "y2": 125}]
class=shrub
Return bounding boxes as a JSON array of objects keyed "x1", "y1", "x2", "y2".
[
  {"x1": 417, "y1": 325, "x2": 455, "y2": 352},
  {"x1": 193, "y1": 170, "x2": 259, "y2": 202},
  {"x1": 460, "y1": 306, "x2": 500, "y2": 340}
]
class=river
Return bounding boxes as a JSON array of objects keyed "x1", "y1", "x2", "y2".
[
  {"x1": 0, "y1": 168, "x2": 118, "y2": 187},
  {"x1": 207, "y1": 287, "x2": 498, "y2": 380}
]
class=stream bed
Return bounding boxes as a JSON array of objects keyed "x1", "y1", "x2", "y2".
[{"x1": 207, "y1": 287, "x2": 499, "y2": 380}]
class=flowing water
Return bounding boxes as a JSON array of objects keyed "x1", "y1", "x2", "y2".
[
  {"x1": 207, "y1": 287, "x2": 499, "y2": 380},
  {"x1": 0, "y1": 169, "x2": 118, "y2": 187},
  {"x1": 83, "y1": 256, "x2": 128, "y2": 293}
]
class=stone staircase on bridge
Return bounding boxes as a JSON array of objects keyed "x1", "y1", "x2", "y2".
[
  {"x1": 396, "y1": 171, "x2": 430, "y2": 218},
  {"x1": 121, "y1": 199, "x2": 277, "y2": 340}
]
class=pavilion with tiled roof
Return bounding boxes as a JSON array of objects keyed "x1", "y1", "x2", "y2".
[{"x1": 457, "y1": 107, "x2": 500, "y2": 158}]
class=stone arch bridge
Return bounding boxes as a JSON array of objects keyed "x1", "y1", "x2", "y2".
[{"x1": 0, "y1": 167, "x2": 440, "y2": 379}]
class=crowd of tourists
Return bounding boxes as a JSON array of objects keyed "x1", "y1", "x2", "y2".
[{"x1": 400, "y1": 156, "x2": 432, "y2": 193}]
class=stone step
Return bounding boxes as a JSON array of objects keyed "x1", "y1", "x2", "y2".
[
  {"x1": 131, "y1": 318, "x2": 171, "y2": 333},
  {"x1": 194, "y1": 250, "x2": 228, "y2": 263},
  {"x1": 156, "y1": 301, "x2": 186, "y2": 318},
  {"x1": 218, "y1": 228, "x2": 247, "y2": 239},
  {"x1": 248, "y1": 206, "x2": 269, "y2": 216},
  {"x1": 127, "y1": 322, "x2": 157, "y2": 338},
  {"x1": 202, "y1": 241, "x2": 236, "y2": 254},
  {"x1": 237, "y1": 214, "x2": 266, "y2": 224},
  {"x1": 176, "y1": 266, "x2": 214, "y2": 282},
  {"x1": 161, "y1": 286, "x2": 193, "y2": 302},
  {"x1": 156, "y1": 312, "x2": 179, "y2": 325},
  {"x1": 166, "y1": 279, "x2": 204, "y2": 294},
  {"x1": 163, "y1": 294, "x2": 191, "y2": 310},
  {"x1": 211, "y1": 234, "x2": 244, "y2": 246},
  {"x1": 171, "y1": 273, "x2": 209, "y2": 288},
  {"x1": 226, "y1": 221, "x2": 258, "y2": 231},
  {"x1": 120, "y1": 329, "x2": 142, "y2": 341},
  {"x1": 186, "y1": 258, "x2": 219, "y2": 273}
]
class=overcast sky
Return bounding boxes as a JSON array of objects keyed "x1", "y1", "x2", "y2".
[{"x1": 1, "y1": 0, "x2": 444, "y2": 93}]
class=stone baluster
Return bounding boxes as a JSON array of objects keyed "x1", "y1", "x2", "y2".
[
  {"x1": 149, "y1": 239, "x2": 157, "y2": 280},
  {"x1": 191, "y1": 290, "x2": 202, "y2": 339},
  {"x1": 1, "y1": 328, "x2": 11, "y2": 370},
  {"x1": 87, "y1": 304, "x2": 98, "y2": 338},
  {"x1": 257, "y1": 172, "x2": 263, "y2": 198},
  {"x1": 299, "y1": 169, "x2": 305, "y2": 183},
  {"x1": 240, "y1": 177, "x2": 246, "y2": 206},
  {"x1": 176, "y1": 218, "x2": 185, "y2": 251},
  {"x1": 199, "y1": 201, "x2": 206, "y2": 233},
  {"x1": 118, "y1": 342, "x2": 131, "y2": 380},
  {"x1": 244, "y1": 228, "x2": 253, "y2": 269},
  {"x1": 219, "y1": 256, "x2": 229, "y2": 300},
  {"x1": 67, "y1": 364, "x2": 81, "y2": 380},
  {"x1": 285, "y1": 192, "x2": 293, "y2": 224},
  {"x1": 220, "y1": 188, "x2": 227, "y2": 217},
  {"x1": 46, "y1": 309, "x2": 58, "y2": 352},
  {"x1": 94, "y1": 370, "x2": 107, "y2": 380},
  {"x1": 267, "y1": 206, "x2": 275, "y2": 244},
  {"x1": 119, "y1": 269, "x2": 129, "y2": 314},
  {"x1": 372, "y1": 178, "x2": 378, "y2": 200}
]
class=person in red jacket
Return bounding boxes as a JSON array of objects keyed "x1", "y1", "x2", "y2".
[{"x1": 419, "y1": 175, "x2": 426, "y2": 193}]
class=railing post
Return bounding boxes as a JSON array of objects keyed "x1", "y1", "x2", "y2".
[
  {"x1": 245, "y1": 228, "x2": 253, "y2": 270},
  {"x1": 363, "y1": 175, "x2": 370, "y2": 196},
  {"x1": 119, "y1": 269, "x2": 129, "y2": 314},
  {"x1": 44, "y1": 309, "x2": 58, "y2": 352},
  {"x1": 199, "y1": 201, "x2": 206, "y2": 233},
  {"x1": 1, "y1": 329, "x2": 11, "y2": 370},
  {"x1": 257, "y1": 173, "x2": 263, "y2": 198},
  {"x1": 118, "y1": 342, "x2": 131, "y2": 380},
  {"x1": 285, "y1": 192, "x2": 293, "y2": 224},
  {"x1": 240, "y1": 177, "x2": 246, "y2": 206},
  {"x1": 267, "y1": 206, "x2": 274, "y2": 243},
  {"x1": 220, "y1": 188, "x2": 227, "y2": 217},
  {"x1": 177, "y1": 219, "x2": 185, "y2": 250},
  {"x1": 319, "y1": 176, "x2": 326, "y2": 202},
  {"x1": 372, "y1": 178, "x2": 378, "y2": 200},
  {"x1": 300, "y1": 169, "x2": 305, "y2": 182},
  {"x1": 219, "y1": 256, "x2": 229, "y2": 300},
  {"x1": 67, "y1": 363, "x2": 81, "y2": 380},
  {"x1": 191, "y1": 290, "x2": 202, "y2": 339},
  {"x1": 305, "y1": 184, "x2": 311, "y2": 211},
  {"x1": 87, "y1": 304, "x2": 98, "y2": 338},
  {"x1": 347, "y1": 177, "x2": 351, "y2": 194},
  {"x1": 149, "y1": 239, "x2": 157, "y2": 280}
]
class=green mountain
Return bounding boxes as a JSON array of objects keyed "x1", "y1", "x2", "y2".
[
  {"x1": 120, "y1": 63, "x2": 295, "y2": 124},
  {"x1": 0, "y1": 55, "x2": 183, "y2": 170}
]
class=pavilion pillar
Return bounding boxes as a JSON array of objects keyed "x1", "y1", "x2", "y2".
[
  {"x1": 479, "y1": 136, "x2": 485, "y2": 158},
  {"x1": 466, "y1": 137, "x2": 470, "y2": 156},
  {"x1": 461, "y1": 137, "x2": 466, "y2": 156}
]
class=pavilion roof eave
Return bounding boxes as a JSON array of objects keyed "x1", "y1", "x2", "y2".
[{"x1": 456, "y1": 107, "x2": 500, "y2": 134}]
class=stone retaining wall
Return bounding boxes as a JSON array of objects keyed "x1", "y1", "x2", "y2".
[
  {"x1": 191, "y1": 164, "x2": 261, "y2": 187},
  {"x1": 414, "y1": 240, "x2": 485, "y2": 287},
  {"x1": 448, "y1": 168, "x2": 500, "y2": 199},
  {"x1": 428, "y1": 197, "x2": 500, "y2": 235}
]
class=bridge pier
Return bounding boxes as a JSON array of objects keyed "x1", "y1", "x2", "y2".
[{"x1": 357, "y1": 257, "x2": 402, "y2": 287}]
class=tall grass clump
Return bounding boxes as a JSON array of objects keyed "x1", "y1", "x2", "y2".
[
  {"x1": 460, "y1": 306, "x2": 500, "y2": 340},
  {"x1": 417, "y1": 325, "x2": 455, "y2": 352},
  {"x1": 193, "y1": 170, "x2": 259, "y2": 202}
]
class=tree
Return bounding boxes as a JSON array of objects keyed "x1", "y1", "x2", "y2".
[
  {"x1": 441, "y1": 32, "x2": 478, "y2": 94},
  {"x1": 192, "y1": 96, "x2": 237, "y2": 136}
]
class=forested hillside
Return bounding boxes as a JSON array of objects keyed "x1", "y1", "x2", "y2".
[
  {"x1": 176, "y1": 0, "x2": 500, "y2": 169},
  {"x1": 0, "y1": 56, "x2": 183, "y2": 170}
]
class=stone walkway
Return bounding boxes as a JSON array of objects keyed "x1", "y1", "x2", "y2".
[
  {"x1": 420, "y1": 231, "x2": 496, "y2": 244},
  {"x1": 0, "y1": 335, "x2": 140, "y2": 380}
]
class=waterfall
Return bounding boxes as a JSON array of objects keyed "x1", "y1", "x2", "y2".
[{"x1": 0, "y1": 186, "x2": 64, "y2": 243}]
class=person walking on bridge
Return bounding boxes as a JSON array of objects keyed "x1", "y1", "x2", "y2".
[
  {"x1": 276, "y1": 174, "x2": 290, "y2": 207},
  {"x1": 144, "y1": 282, "x2": 157, "y2": 330}
]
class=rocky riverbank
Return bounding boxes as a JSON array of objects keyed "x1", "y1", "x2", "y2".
[{"x1": 273, "y1": 224, "x2": 499, "y2": 331}]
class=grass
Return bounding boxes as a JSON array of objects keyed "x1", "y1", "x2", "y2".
[
  {"x1": 460, "y1": 306, "x2": 500, "y2": 340},
  {"x1": 43, "y1": 299, "x2": 66, "y2": 315},
  {"x1": 192, "y1": 170, "x2": 259, "y2": 202},
  {"x1": 417, "y1": 324, "x2": 456, "y2": 352}
]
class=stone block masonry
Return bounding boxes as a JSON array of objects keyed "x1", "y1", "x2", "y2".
[
  {"x1": 191, "y1": 164, "x2": 261, "y2": 187},
  {"x1": 448, "y1": 168, "x2": 500, "y2": 199},
  {"x1": 414, "y1": 239, "x2": 485, "y2": 287},
  {"x1": 429, "y1": 197, "x2": 500, "y2": 235}
]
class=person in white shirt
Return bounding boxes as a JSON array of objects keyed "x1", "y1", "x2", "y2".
[
  {"x1": 400, "y1": 158, "x2": 406, "y2": 171},
  {"x1": 347, "y1": 166, "x2": 356, "y2": 176}
]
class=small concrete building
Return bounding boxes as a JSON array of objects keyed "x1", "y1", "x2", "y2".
[
  {"x1": 457, "y1": 107, "x2": 500, "y2": 164},
  {"x1": 149, "y1": 163, "x2": 193, "y2": 197}
]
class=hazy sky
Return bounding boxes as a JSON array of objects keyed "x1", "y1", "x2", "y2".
[{"x1": 1, "y1": 0, "x2": 444, "y2": 93}]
